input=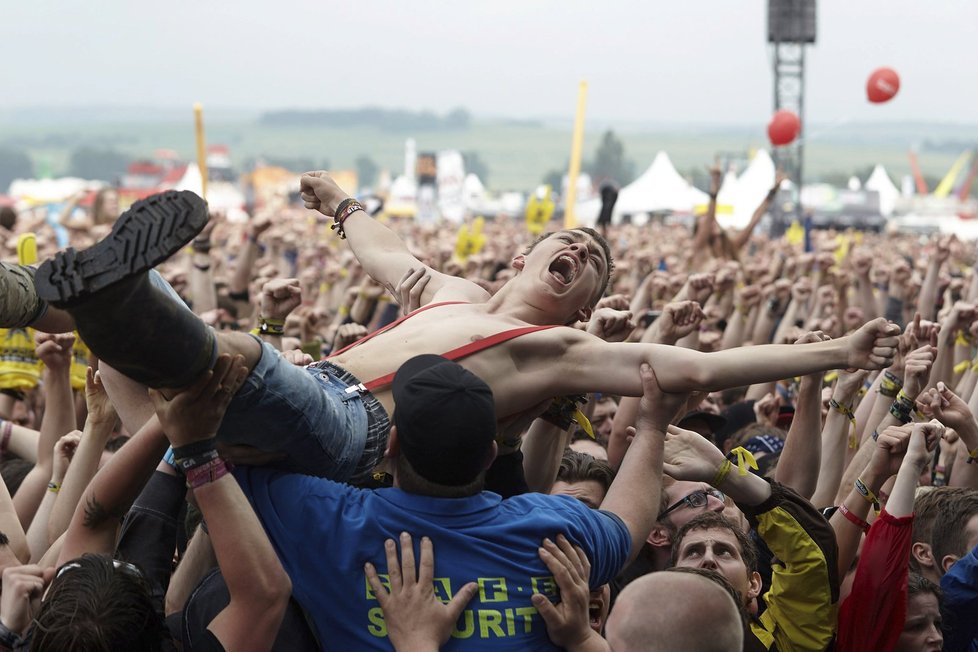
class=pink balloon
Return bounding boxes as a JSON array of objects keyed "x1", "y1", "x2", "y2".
[
  {"x1": 867, "y1": 67, "x2": 900, "y2": 103},
  {"x1": 767, "y1": 110, "x2": 801, "y2": 147}
]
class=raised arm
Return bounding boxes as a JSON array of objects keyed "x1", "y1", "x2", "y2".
[
  {"x1": 599, "y1": 364, "x2": 687, "y2": 564},
  {"x1": 729, "y1": 171, "x2": 784, "y2": 252},
  {"x1": 775, "y1": 335, "x2": 827, "y2": 500},
  {"x1": 149, "y1": 354, "x2": 290, "y2": 651},
  {"x1": 300, "y1": 171, "x2": 489, "y2": 304},
  {"x1": 563, "y1": 318, "x2": 900, "y2": 397}
]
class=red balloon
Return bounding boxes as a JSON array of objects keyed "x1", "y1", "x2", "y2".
[
  {"x1": 867, "y1": 67, "x2": 900, "y2": 103},
  {"x1": 767, "y1": 110, "x2": 801, "y2": 147}
]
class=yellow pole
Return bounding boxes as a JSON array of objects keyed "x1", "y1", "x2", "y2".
[
  {"x1": 564, "y1": 80, "x2": 588, "y2": 229},
  {"x1": 193, "y1": 102, "x2": 208, "y2": 201}
]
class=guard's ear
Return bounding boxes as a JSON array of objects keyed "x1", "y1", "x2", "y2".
[
  {"x1": 512, "y1": 255, "x2": 525, "y2": 271},
  {"x1": 483, "y1": 441, "x2": 498, "y2": 471},
  {"x1": 385, "y1": 425, "x2": 399, "y2": 459}
]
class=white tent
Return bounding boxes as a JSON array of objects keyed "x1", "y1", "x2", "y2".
[
  {"x1": 174, "y1": 163, "x2": 248, "y2": 222},
  {"x1": 715, "y1": 150, "x2": 776, "y2": 230},
  {"x1": 864, "y1": 164, "x2": 900, "y2": 217},
  {"x1": 615, "y1": 151, "x2": 708, "y2": 217}
]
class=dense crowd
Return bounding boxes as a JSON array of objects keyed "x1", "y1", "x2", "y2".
[{"x1": 0, "y1": 164, "x2": 971, "y2": 651}]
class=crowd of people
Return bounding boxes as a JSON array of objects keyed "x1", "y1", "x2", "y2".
[{"x1": 0, "y1": 161, "x2": 972, "y2": 651}]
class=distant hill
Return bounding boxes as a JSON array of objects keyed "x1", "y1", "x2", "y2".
[
  {"x1": 0, "y1": 106, "x2": 975, "y2": 191},
  {"x1": 259, "y1": 107, "x2": 473, "y2": 132}
]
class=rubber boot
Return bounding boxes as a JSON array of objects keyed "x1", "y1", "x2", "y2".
[
  {"x1": 34, "y1": 190, "x2": 214, "y2": 388},
  {"x1": 0, "y1": 263, "x2": 46, "y2": 328}
]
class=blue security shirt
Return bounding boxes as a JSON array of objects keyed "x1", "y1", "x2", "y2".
[{"x1": 235, "y1": 468, "x2": 631, "y2": 651}]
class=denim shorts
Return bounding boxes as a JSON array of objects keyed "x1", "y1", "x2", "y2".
[{"x1": 216, "y1": 340, "x2": 390, "y2": 483}]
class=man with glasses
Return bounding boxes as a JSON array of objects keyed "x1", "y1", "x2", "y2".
[
  {"x1": 665, "y1": 427, "x2": 839, "y2": 652},
  {"x1": 613, "y1": 478, "x2": 727, "y2": 599}
]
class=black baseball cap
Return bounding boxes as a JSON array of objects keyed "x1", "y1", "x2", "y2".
[{"x1": 392, "y1": 355, "x2": 496, "y2": 486}]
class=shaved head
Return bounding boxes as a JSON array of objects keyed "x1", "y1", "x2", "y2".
[{"x1": 606, "y1": 571, "x2": 744, "y2": 652}]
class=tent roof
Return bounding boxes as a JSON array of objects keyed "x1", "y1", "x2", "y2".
[{"x1": 615, "y1": 151, "x2": 708, "y2": 215}]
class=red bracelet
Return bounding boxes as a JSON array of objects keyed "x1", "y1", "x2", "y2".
[
  {"x1": 838, "y1": 504, "x2": 870, "y2": 533},
  {"x1": 185, "y1": 458, "x2": 233, "y2": 489}
]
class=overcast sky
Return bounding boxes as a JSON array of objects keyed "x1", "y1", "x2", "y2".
[{"x1": 5, "y1": 0, "x2": 976, "y2": 126}]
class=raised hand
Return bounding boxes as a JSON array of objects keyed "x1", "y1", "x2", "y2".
[
  {"x1": 595, "y1": 294, "x2": 630, "y2": 312},
  {"x1": 654, "y1": 301, "x2": 705, "y2": 344},
  {"x1": 901, "y1": 344, "x2": 936, "y2": 398},
  {"x1": 84, "y1": 367, "x2": 117, "y2": 427},
  {"x1": 753, "y1": 392, "x2": 782, "y2": 428},
  {"x1": 919, "y1": 382, "x2": 976, "y2": 433},
  {"x1": 586, "y1": 308, "x2": 636, "y2": 343},
  {"x1": 687, "y1": 274, "x2": 716, "y2": 304},
  {"x1": 365, "y1": 533, "x2": 477, "y2": 651},
  {"x1": 846, "y1": 318, "x2": 901, "y2": 370},
  {"x1": 663, "y1": 425, "x2": 726, "y2": 483},
  {"x1": 868, "y1": 424, "x2": 913, "y2": 479},
  {"x1": 333, "y1": 323, "x2": 369, "y2": 351},
  {"x1": 52, "y1": 431, "x2": 82, "y2": 485},
  {"x1": 907, "y1": 420, "x2": 944, "y2": 468},
  {"x1": 35, "y1": 332, "x2": 75, "y2": 372},
  {"x1": 260, "y1": 278, "x2": 302, "y2": 322},
  {"x1": 299, "y1": 171, "x2": 350, "y2": 216}
]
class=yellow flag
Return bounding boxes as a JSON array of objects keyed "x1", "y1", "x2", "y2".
[
  {"x1": 935, "y1": 151, "x2": 972, "y2": 198},
  {"x1": 525, "y1": 186, "x2": 555, "y2": 235},
  {"x1": 454, "y1": 224, "x2": 472, "y2": 260},
  {"x1": 834, "y1": 235, "x2": 851, "y2": 265},
  {"x1": 785, "y1": 221, "x2": 805, "y2": 246}
]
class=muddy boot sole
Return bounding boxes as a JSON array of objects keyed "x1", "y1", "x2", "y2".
[{"x1": 35, "y1": 190, "x2": 207, "y2": 308}]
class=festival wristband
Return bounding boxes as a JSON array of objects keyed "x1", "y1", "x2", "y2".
[
  {"x1": 830, "y1": 398, "x2": 858, "y2": 448},
  {"x1": 712, "y1": 447, "x2": 758, "y2": 486},
  {"x1": 186, "y1": 458, "x2": 233, "y2": 489},
  {"x1": 838, "y1": 504, "x2": 870, "y2": 533},
  {"x1": 258, "y1": 316, "x2": 285, "y2": 336},
  {"x1": 854, "y1": 477, "x2": 881, "y2": 514}
]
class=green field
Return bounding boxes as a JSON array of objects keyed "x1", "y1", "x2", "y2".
[{"x1": 1, "y1": 116, "x2": 973, "y2": 192}]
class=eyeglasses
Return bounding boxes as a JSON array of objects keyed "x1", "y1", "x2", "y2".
[{"x1": 658, "y1": 488, "x2": 725, "y2": 520}]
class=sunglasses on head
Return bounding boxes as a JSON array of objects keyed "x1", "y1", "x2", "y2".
[
  {"x1": 56, "y1": 558, "x2": 145, "y2": 581},
  {"x1": 657, "y1": 488, "x2": 725, "y2": 520}
]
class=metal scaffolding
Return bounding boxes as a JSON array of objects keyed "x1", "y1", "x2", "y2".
[{"x1": 768, "y1": 0, "x2": 816, "y2": 235}]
